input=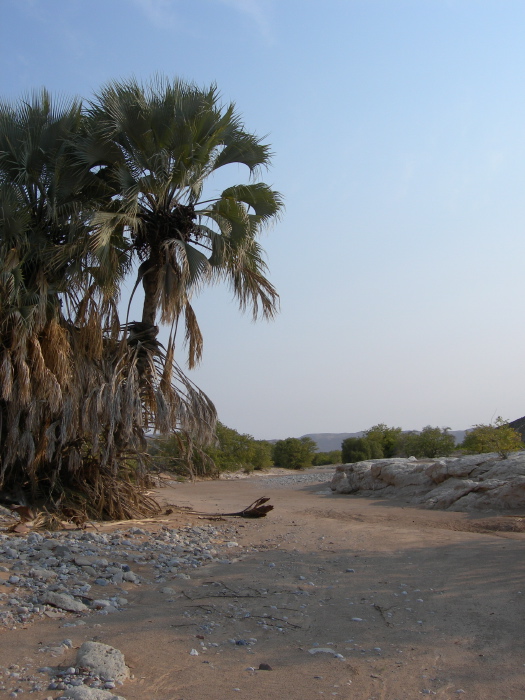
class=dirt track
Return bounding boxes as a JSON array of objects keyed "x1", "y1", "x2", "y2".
[{"x1": 1, "y1": 466, "x2": 525, "y2": 700}]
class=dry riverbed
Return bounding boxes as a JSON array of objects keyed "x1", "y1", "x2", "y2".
[{"x1": 0, "y1": 465, "x2": 524, "y2": 700}]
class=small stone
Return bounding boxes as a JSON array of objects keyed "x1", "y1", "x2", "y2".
[
  {"x1": 122, "y1": 571, "x2": 138, "y2": 583},
  {"x1": 42, "y1": 592, "x2": 88, "y2": 613},
  {"x1": 29, "y1": 567, "x2": 58, "y2": 581},
  {"x1": 308, "y1": 648, "x2": 340, "y2": 656},
  {"x1": 351, "y1": 617, "x2": 363, "y2": 622},
  {"x1": 190, "y1": 649, "x2": 199, "y2": 656},
  {"x1": 55, "y1": 545, "x2": 72, "y2": 558},
  {"x1": 258, "y1": 663, "x2": 272, "y2": 670},
  {"x1": 345, "y1": 568, "x2": 355, "y2": 573},
  {"x1": 268, "y1": 562, "x2": 276, "y2": 568}
]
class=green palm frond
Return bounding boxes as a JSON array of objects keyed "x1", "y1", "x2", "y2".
[
  {"x1": 218, "y1": 184, "x2": 284, "y2": 224},
  {"x1": 212, "y1": 132, "x2": 272, "y2": 175}
]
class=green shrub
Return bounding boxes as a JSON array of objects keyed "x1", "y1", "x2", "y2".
[
  {"x1": 272, "y1": 437, "x2": 317, "y2": 469},
  {"x1": 396, "y1": 426, "x2": 456, "y2": 458},
  {"x1": 363, "y1": 424, "x2": 402, "y2": 458},
  {"x1": 341, "y1": 436, "x2": 383, "y2": 463},
  {"x1": 461, "y1": 417, "x2": 524, "y2": 458},
  {"x1": 312, "y1": 450, "x2": 342, "y2": 465},
  {"x1": 150, "y1": 422, "x2": 274, "y2": 476}
]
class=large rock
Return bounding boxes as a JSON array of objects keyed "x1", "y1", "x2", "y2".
[
  {"x1": 331, "y1": 451, "x2": 525, "y2": 511},
  {"x1": 331, "y1": 460, "x2": 397, "y2": 493},
  {"x1": 420, "y1": 478, "x2": 481, "y2": 509},
  {"x1": 371, "y1": 460, "x2": 434, "y2": 491},
  {"x1": 77, "y1": 642, "x2": 129, "y2": 682},
  {"x1": 424, "y1": 454, "x2": 499, "y2": 483}
]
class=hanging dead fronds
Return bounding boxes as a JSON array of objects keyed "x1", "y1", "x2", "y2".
[{"x1": 0, "y1": 305, "x2": 216, "y2": 518}]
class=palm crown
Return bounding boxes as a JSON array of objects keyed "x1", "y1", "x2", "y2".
[{"x1": 83, "y1": 77, "x2": 283, "y2": 367}]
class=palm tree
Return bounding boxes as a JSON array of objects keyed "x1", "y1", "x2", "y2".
[
  {"x1": 0, "y1": 80, "x2": 282, "y2": 518},
  {"x1": 0, "y1": 89, "x2": 214, "y2": 518},
  {"x1": 83, "y1": 77, "x2": 283, "y2": 369},
  {"x1": 0, "y1": 90, "x2": 107, "y2": 507}
]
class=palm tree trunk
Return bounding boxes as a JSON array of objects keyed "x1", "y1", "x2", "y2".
[{"x1": 141, "y1": 256, "x2": 159, "y2": 326}]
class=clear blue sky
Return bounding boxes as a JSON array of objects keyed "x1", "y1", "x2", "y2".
[{"x1": 2, "y1": 0, "x2": 525, "y2": 439}]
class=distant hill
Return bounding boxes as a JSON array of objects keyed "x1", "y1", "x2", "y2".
[
  {"x1": 509, "y1": 416, "x2": 525, "y2": 441},
  {"x1": 449, "y1": 430, "x2": 467, "y2": 445},
  {"x1": 301, "y1": 430, "x2": 467, "y2": 453},
  {"x1": 270, "y1": 420, "x2": 525, "y2": 453},
  {"x1": 300, "y1": 432, "x2": 363, "y2": 452}
]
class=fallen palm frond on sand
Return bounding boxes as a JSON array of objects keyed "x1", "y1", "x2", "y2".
[
  {"x1": 0, "y1": 497, "x2": 273, "y2": 534},
  {"x1": 172, "y1": 497, "x2": 274, "y2": 519}
]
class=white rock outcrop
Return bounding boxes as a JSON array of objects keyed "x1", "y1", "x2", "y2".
[{"x1": 330, "y1": 451, "x2": 525, "y2": 511}]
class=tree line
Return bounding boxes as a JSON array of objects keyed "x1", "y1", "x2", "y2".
[
  {"x1": 150, "y1": 422, "x2": 274, "y2": 476},
  {"x1": 342, "y1": 419, "x2": 523, "y2": 463},
  {"x1": 150, "y1": 428, "x2": 341, "y2": 474},
  {"x1": 151, "y1": 417, "x2": 524, "y2": 475}
]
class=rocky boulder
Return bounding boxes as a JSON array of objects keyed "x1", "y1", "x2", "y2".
[
  {"x1": 77, "y1": 641, "x2": 129, "y2": 682},
  {"x1": 330, "y1": 451, "x2": 525, "y2": 511}
]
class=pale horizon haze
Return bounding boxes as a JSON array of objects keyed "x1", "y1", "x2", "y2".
[{"x1": 2, "y1": 0, "x2": 525, "y2": 440}]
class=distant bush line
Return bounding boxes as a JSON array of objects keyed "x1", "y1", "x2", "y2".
[
  {"x1": 150, "y1": 417, "x2": 524, "y2": 476},
  {"x1": 341, "y1": 419, "x2": 523, "y2": 464}
]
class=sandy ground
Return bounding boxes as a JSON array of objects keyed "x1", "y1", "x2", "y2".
[{"x1": 1, "y1": 466, "x2": 525, "y2": 700}]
